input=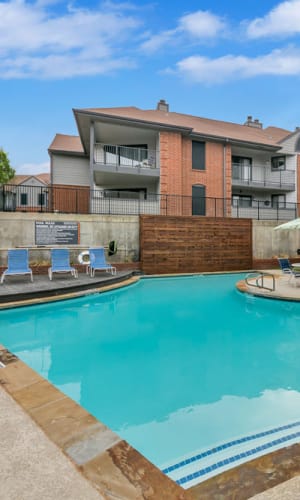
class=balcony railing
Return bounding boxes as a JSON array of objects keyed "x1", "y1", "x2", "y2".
[
  {"x1": 1, "y1": 184, "x2": 299, "y2": 221},
  {"x1": 232, "y1": 164, "x2": 295, "y2": 190},
  {"x1": 94, "y1": 143, "x2": 158, "y2": 169}
]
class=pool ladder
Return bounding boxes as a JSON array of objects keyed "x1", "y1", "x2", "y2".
[{"x1": 245, "y1": 272, "x2": 276, "y2": 292}]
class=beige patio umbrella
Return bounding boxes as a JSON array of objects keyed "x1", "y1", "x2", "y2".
[{"x1": 274, "y1": 218, "x2": 300, "y2": 231}]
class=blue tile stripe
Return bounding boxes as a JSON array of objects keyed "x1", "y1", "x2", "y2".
[
  {"x1": 176, "y1": 430, "x2": 300, "y2": 486},
  {"x1": 162, "y1": 420, "x2": 300, "y2": 474}
]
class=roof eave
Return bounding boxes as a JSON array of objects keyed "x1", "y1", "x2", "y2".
[
  {"x1": 48, "y1": 148, "x2": 87, "y2": 157},
  {"x1": 73, "y1": 108, "x2": 193, "y2": 134},
  {"x1": 190, "y1": 132, "x2": 281, "y2": 151}
]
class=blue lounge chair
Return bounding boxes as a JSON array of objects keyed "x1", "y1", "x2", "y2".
[
  {"x1": 278, "y1": 258, "x2": 300, "y2": 285},
  {"x1": 1, "y1": 249, "x2": 33, "y2": 283},
  {"x1": 48, "y1": 248, "x2": 78, "y2": 280},
  {"x1": 277, "y1": 258, "x2": 293, "y2": 278},
  {"x1": 89, "y1": 247, "x2": 116, "y2": 277}
]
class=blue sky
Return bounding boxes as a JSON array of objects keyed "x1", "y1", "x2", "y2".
[{"x1": 1, "y1": 0, "x2": 300, "y2": 174}]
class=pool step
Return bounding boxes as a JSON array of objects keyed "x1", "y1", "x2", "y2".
[{"x1": 161, "y1": 421, "x2": 300, "y2": 489}]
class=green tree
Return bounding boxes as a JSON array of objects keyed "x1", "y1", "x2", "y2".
[{"x1": 0, "y1": 148, "x2": 15, "y2": 184}]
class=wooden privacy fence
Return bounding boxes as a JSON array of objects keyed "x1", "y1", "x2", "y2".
[{"x1": 140, "y1": 215, "x2": 253, "y2": 274}]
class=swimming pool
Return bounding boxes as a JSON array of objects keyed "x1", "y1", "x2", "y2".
[{"x1": 1, "y1": 273, "x2": 300, "y2": 488}]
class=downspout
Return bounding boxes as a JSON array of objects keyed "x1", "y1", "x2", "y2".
[
  {"x1": 89, "y1": 121, "x2": 95, "y2": 213},
  {"x1": 49, "y1": 152, "x2": 54, "y2": 212},
  {"x1": 223, "y1": 140, "x2": 228, "y2": 217}
]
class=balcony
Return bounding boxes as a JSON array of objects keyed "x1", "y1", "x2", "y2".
[
  {"x1": 232, "y1": 164, "x2": 295, "y2": 191},
  {"x1": 231, "y1": 199, "x2": 298, "y2": 220},
  {"x1": 93, "y1": 143, "x2": 159, "y2": 182}
]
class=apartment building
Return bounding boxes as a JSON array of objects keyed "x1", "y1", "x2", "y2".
[{"x1": 48, "y1": 100, "x2": 300, "y2": 218}]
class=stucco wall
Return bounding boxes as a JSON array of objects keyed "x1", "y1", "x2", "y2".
[{"x1": 0, "y1": 212, "x2": 139, "y2": 266}]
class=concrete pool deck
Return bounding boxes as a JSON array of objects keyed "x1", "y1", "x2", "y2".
[
  {"x1": 236, "y1": 269, "x2": 300, "y2": 301},
  {"x1": 1, "y1": 269, "x2": 300, "y2": 499}
]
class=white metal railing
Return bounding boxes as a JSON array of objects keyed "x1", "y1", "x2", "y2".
[{"x1": 94, "y1": 143, "x2": 157, "y2": 169}]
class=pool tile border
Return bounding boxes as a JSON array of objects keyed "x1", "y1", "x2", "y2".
[
  {"x1": 189, "y1": 442, "x2": 300, "y2": 499},
  {"x1": 163, "y1": 421, "x2": 300, "y2": 475},
  {"x1": 177, "y1": 430, "x2": 300, "y2": 487}
]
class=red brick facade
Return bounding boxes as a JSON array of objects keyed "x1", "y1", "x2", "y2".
[{"x1": 159, "y1": 131, "x2": 232, "y2": 216}]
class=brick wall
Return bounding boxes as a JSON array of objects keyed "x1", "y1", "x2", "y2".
[
  {"x1": 159, "y1": 132, "x2": 231, "y2": 216},
  {"x1": 140, "y1": 215, "x2": 252, "y2": 274}
]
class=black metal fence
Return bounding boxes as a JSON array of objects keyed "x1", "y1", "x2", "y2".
[{"x1": 0, "y1": 183, "x2": 299, "y2": 221}]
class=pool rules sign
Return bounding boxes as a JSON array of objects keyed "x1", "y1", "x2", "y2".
[{"x1": 35, "y1": 221, "x2": 80, "y2": 245}]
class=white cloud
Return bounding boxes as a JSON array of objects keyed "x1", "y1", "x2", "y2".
[
  {"x1": 16, "y1": 161, "x2": 50, "y2": 175},
  {"x1": 247, "y1": 0, "x2": 300, "y2": 38},
  {"x1": 174, "y1": 47, "x2": 300, "y2": 84},
  {"x1": 141, "y1": 10, "x2": 226, "y2": 54},
  {"x1": 0, "y1": 0, "x2": 140, "y2": 79},
  {"x1": 179, "y1": 10, "x2": 226, "y2": 39},
  {"x1": 140, "y1": 29, "x2": 178, "y2": 53}
]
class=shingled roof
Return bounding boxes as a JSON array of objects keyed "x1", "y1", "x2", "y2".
[
  {"x1": 9, "y1": 173, "x2": 50, "y2": 185},
  {"x1": 50, "y1": 105, "x2": 292, "y2": 153},
  {"x1": 80, "y1": 106, "x2": 291, "y2": 147},
  {"x1": 48, "y1": 134, "x2": 84, "y2": 154}
]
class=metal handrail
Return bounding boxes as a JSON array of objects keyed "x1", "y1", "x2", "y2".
[
  {"x1": 245, "y1": 272, "x2": 276, "y2": 292},
  {"x1": 94, "y1": 143, "x2": 157, "y2": 169}
]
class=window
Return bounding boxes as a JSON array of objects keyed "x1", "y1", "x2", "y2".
[
  {"x1": 20, "y1": 193, "x2": 28, "y2": 205},
  {"x1": 232, "y1": 195, "x2": 252, "y2": 208},
  {"x1": 38, "y1": 193, "x2": 46, "y2": 206},
  {"x1": 272, "y1": 194, "x2": 286, "y2": 208},
  {"x1": 192, "y1": 141, "x2": 205, "y2": 170},
  {"x1": 192, "y1": 185, "x2": 206, "y2": 215},
  {"x1": 232, "y1": 156, "x2": 252, "y2": 181},
  {"x1": 271, "y1": 156, "x2": 285, "y2": 171}
]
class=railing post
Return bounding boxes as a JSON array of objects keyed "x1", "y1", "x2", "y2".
[
  {"x1": 257, "y1": 201, "x2": 260, "y2": 220},
  {"x1": 40, "y1": 186, "x2": 43, "y2": 212}
]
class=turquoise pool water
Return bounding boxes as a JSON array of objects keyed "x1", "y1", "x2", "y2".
[{"x1": 1, "y1": 273, "x2": 300, "y2": 487}]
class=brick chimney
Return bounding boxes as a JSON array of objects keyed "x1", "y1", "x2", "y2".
[
  {"x1": 244, "y1": 115, "x2": 263, "y2": 129},
  {"x1": 156, "y1": 99, "x2": 169, "y2": 112}
]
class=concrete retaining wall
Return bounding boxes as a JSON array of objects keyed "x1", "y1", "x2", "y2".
[
  {"x1": 253, "y1": 220, "x2": 300, "y2": 259},
  {"x1": 0, "y1": 213, "x2": 139, "y2": 266},
  {"x1": 1, "y1": 213, "x2": 299, "y2": 268}
]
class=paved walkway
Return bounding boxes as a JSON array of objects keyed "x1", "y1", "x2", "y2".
[{"x1": 0, "y1": 387, "x2": 104, "y2": 500}]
